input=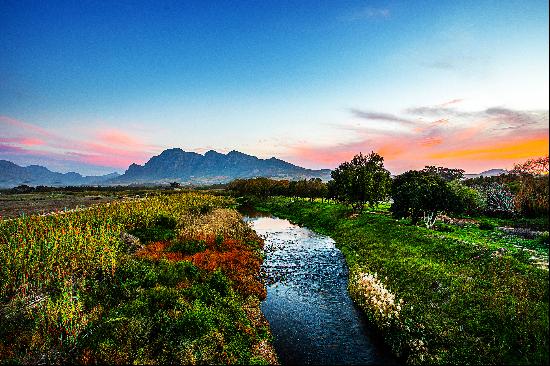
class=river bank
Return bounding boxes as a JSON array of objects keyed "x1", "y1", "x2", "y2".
[{"x1": 252, "y1": 197, "x2": 549, "y2": 365}]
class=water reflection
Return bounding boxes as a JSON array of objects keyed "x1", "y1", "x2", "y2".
[{"x1": 245, "y1": 212, "x2": 397, "y2": 365}]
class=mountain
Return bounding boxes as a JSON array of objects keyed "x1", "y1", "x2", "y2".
[
  {"x1": 112, "y1": 148, "x2": 332, "y2": 184},
  {"x1": 0, "y1": 160, "x2": 120, "y2": 188},
  {"x1": 464, "y1": 168, "x2": 508, "y2": 179}
]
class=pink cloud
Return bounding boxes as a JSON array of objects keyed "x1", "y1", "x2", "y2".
[
  {"x1": 439, "y1": 98, "x2": 464, "y2": 107},
  {"x1": 0, "y1": 137, "x2": 45, "y2": 146},
  {"x1": 96, "y1": 128, "x2": 141, "y2": 146},
  {"x1": 286, "y1": 106, "x2": 549, "y2": 174},
  {"x1": 0, "y1": 116, "x2": 162, "y2": 170}
]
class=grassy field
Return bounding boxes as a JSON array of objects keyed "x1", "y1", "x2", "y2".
[
  {"x1": 0, "y1": 192, "x2": 277, "y2": 364},
  {"x1": 255, "y1": 197, "x2": 549, "y2": 365}
]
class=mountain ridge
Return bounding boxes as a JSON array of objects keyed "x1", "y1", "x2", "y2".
[
  {"x1": 0, "y1": 160, "x2": 120, "y2": 188},
  {"x1": 112, "y1": 148, "x2": 332, "y2": 184}
]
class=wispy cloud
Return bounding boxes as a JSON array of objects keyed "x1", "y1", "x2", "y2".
[
  {"x1": 439, "y1": 98, "x2": 463, "y2": 107},
  {"x1": 422, "y1": 60, "x2": 455, "y2": 70},
  {"x1": 340, "y1": 7, "x2": 391, "y2": 22},
  {"x1": 350, "y1": 109, "x2": 418, "y2": 125},
  {"x1": 0, "y1": 137, "x2": 45, "y2": 146},
  {"x1": 286, "y1": 104, "x2": 549, "y2": 174}
]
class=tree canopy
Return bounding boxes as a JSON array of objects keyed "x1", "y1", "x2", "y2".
[
  {"x1": 330, "y1": 152, "x2": 391, "y2": 211},
  {"x1": 390, "y1": 170, "x2": 452, "y2": 226}
]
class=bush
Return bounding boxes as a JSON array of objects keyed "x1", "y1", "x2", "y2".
[
  {"x1": 168, "y1": 239, "x2": 207, "y2": 255},
  {"x1": 447, "y1": 180, "x2": 484, "y2": 215},
  {"x1": 514, "y1": 175, "x2": 549, "y2": 216},
  {"x1": 478, "y1": 221, "x2": 496, "y2": 230},
  {"x1": 475, "y1": 182, "x2": 516, "y2": 216}
]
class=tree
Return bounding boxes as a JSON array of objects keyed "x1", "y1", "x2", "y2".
[
  {"x1": 390, "y1": 170, "x2": 452, "y2": 227},
  {"x1": 330, "y1": 152, "x2": 392, "y2": 212},
  {"x1": 422, "y1": 166, "x2": 465, "y2": 181},
  {"x1": 446, "y1": 180, "x2": 484, "y2": 215},
  {"x1": 510, "y1": 156, "x2": 549, "y2": 216},
  {"x1": 511, "y1": 156, "x2": 549, "y2": 176}
]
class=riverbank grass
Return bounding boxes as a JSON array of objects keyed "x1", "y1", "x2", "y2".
[{"x1": 257, "y1": 197, "x2": 549, "y2": 365}]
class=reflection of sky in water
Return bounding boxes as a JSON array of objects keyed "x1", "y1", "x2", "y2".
[
  {"x1": 246, "y1": 215, "x2": 397, "y2": 365},
  {"x1": 247, "y1": 216, "x2": 295, "y2": 233}
]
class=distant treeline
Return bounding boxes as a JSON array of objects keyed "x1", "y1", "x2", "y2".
[
  {"x1": 0, "y1": 184, "x2": 179, "y2": 194},
  {"x1": 228, "y1": 177, "x2": 327, "y2": 200}
]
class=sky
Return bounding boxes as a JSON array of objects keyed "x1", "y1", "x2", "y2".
[{"x1": 0, "y1": 0, "x2": 548, "y2": 175}]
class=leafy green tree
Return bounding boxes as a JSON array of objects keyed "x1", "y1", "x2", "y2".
[
  {"x1": 391, "y1": 170, "x2": 452, "y2": 227},
  {"x1": 446, "y1": 180, "x2": 484, "y2": 214},
  {"x1": 330, "y1": 152, "x2": 392, "y2": 212}
]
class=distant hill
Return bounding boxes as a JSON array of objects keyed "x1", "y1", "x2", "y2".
[
  {"x1": 112, "y1": 148, "x2": 332, "y2": 185},
  {"x1": 464, "y1": 168, "x2": 508, "y2": 179},
  {"x1": 0, "y1": 160, "x2": 120, "y2": 188}
]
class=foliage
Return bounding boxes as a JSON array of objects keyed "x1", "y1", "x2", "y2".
[
  {"x1": 330, "y1": 152, "x2": 392, "y2": 211},
  {"x1": 474, "y1": 182, "x2": 516, "y2": 216},
  {"x1": 513, "y1": 175, "x2": 549, "y2": 216},
  {"x1": 508, "y1": 156, "x2": 549, "y2": 216},
  {"x1": 422, "y1": 166, "x2": 465, "y2": 181},
  {"x1": 228, "y1": 177, "x2": 328, "y2": 200},
  {"x1": 390, "y1": 170, "x2": 452, "y2": 227},
  {"x1": 446, "y1": 180, "x2": 484, "y2": 215},
  {"x1": 511, "y1": 156, "x2": 549, "y2": 176},
  {"x1": 0, "y1": 192, "x2": 276, "y2": 364},
  {"x1": 463, "y1": 157, "x2": 549, "y2": 218},
  {"x1": 257, "y1": 197, "x2": 549, "y2": 365},
  {"x1": 169, "y1": 181, "x2": 181, "y2": 188}
]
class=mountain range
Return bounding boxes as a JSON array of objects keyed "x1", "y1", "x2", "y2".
[
  {"x1": 112, "y1": 149, "x2": 332, "y2": 184},
  {"x1": 463, "y1": 169, "x2": 508, "y2": 179},
  {"x1": 0, "y1": 149, "x2": 332, "y2": 188},
  {"x1": 0, "y1": 148, "x2": 508, "y2": 188},
  {"x1": 0, "y1": 160, "x2": 120, "y2": 188}
]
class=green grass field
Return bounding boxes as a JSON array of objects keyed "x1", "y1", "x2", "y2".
[{"x1": 256, "y1": 197, "x2": 549, "y2": 365}]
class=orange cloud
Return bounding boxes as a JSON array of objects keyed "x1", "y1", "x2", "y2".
[
  {"x1": 429, "y1": 136, "x2": 549, "y2": 161},
  {"x1": 286, "y1": 105, "x2": 548, "y2": 173}
]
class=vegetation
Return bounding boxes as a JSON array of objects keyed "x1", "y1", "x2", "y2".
[
  {"x1": 228, "y1": 177, "x2": 327, "y2": 200},
  {"x1": 329, "y1": 152, "x2": 391, "y2": 212},
  {"x1": 0, "y1": 192, "x2": 277, "y2": 364},
  {"x1": 390, "y1": 170, "x2": 453, "y2": 227},
  {"x1": 227, "y1": 153, "x2": 548, "y2": 364},
  {"x1": 2, "y1": 152, "x2": 547, "y2": 364},
  {"x1": 255, "y1": 197, "x2": 549, "y2": 365},
  {"x1": 464, "y1": 156, "x2": 549, "y2": 217}
]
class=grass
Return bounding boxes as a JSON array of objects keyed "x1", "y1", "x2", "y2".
[
  {"x1": 0, "y1": 192, "x2": 276, "y2": 364},
  {"x1": 256, "y1": 197, "x2": 549, "y2": 365}
]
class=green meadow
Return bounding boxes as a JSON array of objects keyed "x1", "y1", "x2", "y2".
[{"x1": 255, "y1": 197, "x2": 549, "y2": 365}]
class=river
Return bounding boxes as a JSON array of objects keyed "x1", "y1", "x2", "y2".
[{"x1": 244, "y1": 210, "x2": 396, "y2": 365}]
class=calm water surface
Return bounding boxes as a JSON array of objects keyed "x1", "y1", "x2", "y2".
[{"x1": 244, "y1": 211, "x2": 397, "y2": 365}]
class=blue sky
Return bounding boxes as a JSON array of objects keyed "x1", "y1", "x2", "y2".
[{"x1": 1, "y1": 0, "x2": 548, "y2": 175}]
